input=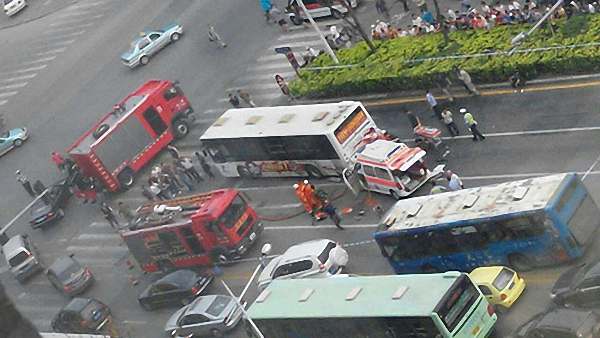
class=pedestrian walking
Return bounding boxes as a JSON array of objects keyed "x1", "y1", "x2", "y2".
[
  {"x1": 441, "y1": 108, "x2": 460, "y2": 136},
  {"x1": 435, "y1": 73, "x2": 455, "y2": 102},
  {"x1": 117, "y1": 201, "x2": 136, "y2": 224},
  {"x1": 455, "y1": 67, "x2": 480, "y2": 95},
  {"x1": 425, "y1": 90, "x2": 442, "y2": 119},
  {"x1": 195, "y1": 152, "x2": 215, "y2": 179},
  {"x1": 397, "y1": 0, "x2": 410, "y2": 12},
  {"x1": 15, "y1": 170, "x2": 35, "y2": 197},
  {"x1": 207, "y1": 25, "x2": 227, "y2": 48},
  {"x1": 100, "y1": 202, "x2": 120, "y2": 229},
  {"x1": 260, "y1": 0, "x2": 273, "y2": 21},
  {"x1": 460, "y1": 108, "x2": 486, "y2": 141},
  {"x1": 179, "y1": 156, "x2": 203, "y2": 182},
  {"x1": 510, "y1": 71, "x2": 526, "y2": 92},
  {"x1": 162, "y1": 163, "x2": 186, "y2": 191},
  {"x1": 323, "y1": 200, "x2": 344, "y2": 230},
  {"x1": 275, "y1": 74, "x2": 294, "y2": 100},
  {"x1": 228, "y1": 93, "x2": 241, "y2": 108},
  {"x1": 446, "y1": 170, "x2": 464, "y2": 191},
  {"x1": 237, "y1": 89, "x2": 256, "y2": 107},
  {"x1": 405, "y1": 110, "x2": 421, "y2": 129},
  {"x1": 375, "y1": 0, "x2": 391, "y2": 18}
]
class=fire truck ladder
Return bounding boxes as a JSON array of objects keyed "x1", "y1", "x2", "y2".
[{"x1": 136, "y1": 192, "x2": 215, "y2": 215}]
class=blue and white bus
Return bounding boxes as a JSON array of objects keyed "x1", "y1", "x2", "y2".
[{"x1": 374, "y1": 173, "x2": 600, "y2": 273}]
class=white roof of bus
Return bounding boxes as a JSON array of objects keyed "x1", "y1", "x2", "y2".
[
  {"x1": 199, "y1": 101, "x2": 362, "y2": 139},
  {"x1": 381, "y1": 173, "x2": 571, "y2": 232}
]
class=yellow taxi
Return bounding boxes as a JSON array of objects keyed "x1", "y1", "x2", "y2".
[{"x1": 469, "y1": 266, "x2": 526, "y2": 310}]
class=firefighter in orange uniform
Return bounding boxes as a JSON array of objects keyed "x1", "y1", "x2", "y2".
[
  {"x1": 302, "y1": 180, "x2": 323, "y2": 217},
  {"x1": 293, "y1": 182, "x2": 313, "y2": 215}
]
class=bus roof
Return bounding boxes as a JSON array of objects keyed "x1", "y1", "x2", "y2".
[
  {"x1": 199, "y1": 101, "x2": 363, "y2": 140},
  {"x1": 378, "y1": 173, "x2": 573, "y2": 233},
  {"x1": 247, "y1": 273, "x2": 462, "y2": 319}
]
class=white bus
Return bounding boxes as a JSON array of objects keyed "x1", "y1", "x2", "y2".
[{"x1": 199, "y1": 101, "x2": 377, "y2": 178}]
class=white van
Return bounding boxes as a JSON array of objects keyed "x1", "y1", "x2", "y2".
[
  {"x1": 3, "y1": 0, "x2": 26, "y2": 17},
  {"x1": 2, "y1": 234, "x2": 42, "y2": 283}
]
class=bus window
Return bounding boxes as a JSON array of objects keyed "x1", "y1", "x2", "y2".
[
  {"x1": 567, "y1": 194, "x2": 600, "y2": 245},
  {"x1": 450, "y1": 225, "x2": 486, "y2": 250},
  {"x1": 555, "y1": 178, "x2": 578, "y2": 213},
  {"x1": 500, "y1": 215, "x2": 546, "y2": 239},
  {"x1": 143, "y1": 107, "x2": 167, "y2": 135},
  {"x1": 180, "y1": 226, "x2": 205, "y2": 255},
  {"x1": 435, "y1": 275, "x2": 480, "y2": 332},
  {"x1": 386, "y1": 316, "x2": 440, "y2": 337}
]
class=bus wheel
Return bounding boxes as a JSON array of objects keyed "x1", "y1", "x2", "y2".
[
  {"x1": 117, "y1": 168, "x2": 135, "y2": 190},
  {"x1": 508, "y1": 254, "x2": 533, "y2": 272},
  {"x1": 389, "y1": 190, "x2": 401, "y2": 200},
  {"x1": 305, "y1": 165, "x2": 323, "y2": 179},
  {"x1": 172, "y1": 118, "x2": 189, "y2": 139}
]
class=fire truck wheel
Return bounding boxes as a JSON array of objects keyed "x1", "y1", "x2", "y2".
[
  {"x1": 170, "y1": 32, "x2": 181, "y2": 41},
  {"x1": 389, "y1": 190, "x2": 401, "y2": 200},
  {"x1": 173, "y1": 118, "x2": 189, "y2": 139},
  {"x1": 93, "y1": 124, "x2": 109, "y2": 139},
  {"x1": 305, "y1": 165, "x2": 323, "y2": 179},
  {"x1": 140, "y1": 55, "x2": 149, "y2": 65},
  {"x1": 117, "y1": 168, "x2": 135, "y2": 190},
  {"x1": 210, "y1": 246, "x2": 230, "y2": 264}
]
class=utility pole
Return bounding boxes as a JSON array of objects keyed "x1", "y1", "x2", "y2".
[
  {"x1": 510, "y1": 0, "x2": 564, "y2": 54},
  {"x1": 296, "y1": 0, "x2": 339, "y2": 64},
  {"x1": 334, "y1": 0, "x2": 377, "y2": 52}
]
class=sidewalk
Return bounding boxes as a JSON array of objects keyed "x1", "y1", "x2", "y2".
[{"x1": 0, "y1": 0, "x2": 78, "y2": 30}]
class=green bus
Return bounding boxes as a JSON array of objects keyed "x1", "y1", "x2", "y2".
[{"x1": 246, "y1": 272, "x2": 497, "y2": 338}]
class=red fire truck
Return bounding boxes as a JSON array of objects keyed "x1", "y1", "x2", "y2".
[
  {"x1": 122, "y1": 189, "x2": 263, "y2": 273},
  {"x1": 66, "y1": 79, "x2": 193, "y2": 192}
]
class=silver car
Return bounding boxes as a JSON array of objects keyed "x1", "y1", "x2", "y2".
[
  {"x1": 257, "y1": 239, "x2": 349, "y2": 292},
  {"x1": 120, "y1": 23, "x2": 183, "y2": 68},
  {"x1": 164, "y1": 295, "x2": 244, "y2": 338}
]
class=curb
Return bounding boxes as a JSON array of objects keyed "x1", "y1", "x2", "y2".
[
  {"x1": 292, "y1": 72, "x2": 600, "y2": 105},
  {"x1": 0, "y1": 0, "x2": 79, "y2": 31}
]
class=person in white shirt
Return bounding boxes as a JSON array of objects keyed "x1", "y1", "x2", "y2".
[
  {"x1": 425, "y1": 90, "x2": 441, "y2": 119},
  {"x1": 446, "y1": 171, "x2": 464, "y2": 191}
]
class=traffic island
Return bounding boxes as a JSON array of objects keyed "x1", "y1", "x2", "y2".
[{"x1": 290, "y1": 14, "x2": 600, "y2": 99}]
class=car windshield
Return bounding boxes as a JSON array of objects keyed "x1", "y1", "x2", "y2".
[
  {"x1": 205, "y1": 296, "x2": 231, "y2": 317},
  {"x1": 56, "y1": 261, "x2": 82, "y2": 281},
  {"x1": 492, "y1": 268, "x2": 515, "y2": 290},
  {"x1": 0, "y1": 131, "x2": 9, "y2": 138},
  {"x1": 80, "y1": 300, "x2": 102, "y2": 321},
  {"x1": 217, "y1": 195, "x2": 247, "y2": 229},
  {"x1": 8, "y1": 251, "x2": 29, "y2": 267}
]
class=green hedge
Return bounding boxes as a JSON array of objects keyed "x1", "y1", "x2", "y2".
[{"x1": 290, "y1": 14, "x2": 600, "y2": 98}]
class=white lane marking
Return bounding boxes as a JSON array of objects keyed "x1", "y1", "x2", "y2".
[
  {"x1": 36, "y1": 47, "x2": 67, "y2": 56},
  {"x1": 265, "y1": 223, "x2": 378, "y2": 230},
  {"x1": 256, "y1": 53, "x2": 288, "y2": 62},
  {"x1": 0, "y1": 82, "x2": 27, "y2": 90},
  {"x1": 270, "y1": 39, "x2": 323, "y2": 49},
  {"x1": 69, "y1": 0, "x2": 106, "y2": 9},
  {"x1": 44, "y1": 22, "x2": 94, "y2": 34},
  {"x1": 287, "y1": 19, "x2": 342, "y2": 31},
  {"x1": 257, "y1": 203, "x2": 302, "y2": 210},
  {"x1": 0, "y1": 100, "x2": 8, "y2": 106},
  {"x1": 44, "y1": 30, "x2": 86, "y2": 40},
  {"x1": 20, "y1": 56, "x2": 56, "y2": 65},
  {"x1": 55, "y1": 9, "x2": 93, "y2": 18},
  {"x1": 0, "y1": 91, "x2": 18, "y2": 98},
  {"x1": 1, "y1": 64, "x2": 47, "y2": 75},
  {"x1": 49, "y1": 13, "x2": 104, "y2": 27},
  {"x1": 46, "y1": 39, "x2": 76, "y2": 47},
  {"x1": 77, "y1": 233, "x2": 121, "y2": 240},
  {"x1": 583, "y1": 154, "x2": 600, "y2": 181},
  {"x1": 248, "y1": 61, "x2": 292, "y2": 72},
  {"x1": 202, "y1": 108, "x2": 226, "y2": 115},
  {"x1": 0, "y1": 73, "x2": 37, "y2": 82},
  {"x1": 122, "y1": 320, "x2": 148, "y2": 325}
]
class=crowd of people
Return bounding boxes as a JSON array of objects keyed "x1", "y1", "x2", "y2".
[{"x1": 371, "y1": 0, "x2": 598, "y2": 40}]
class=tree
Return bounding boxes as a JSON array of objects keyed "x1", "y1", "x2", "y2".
[
  {"x1": 0, "y1": 282, "x2": 42, "y2": 338},
  {"x1": 321, "y1": 0, "x2": 377, "y2": 52}
]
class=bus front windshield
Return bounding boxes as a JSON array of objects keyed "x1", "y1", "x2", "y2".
[{"x1": 435, "y1": 275, "x2": 480, "y2": 333}]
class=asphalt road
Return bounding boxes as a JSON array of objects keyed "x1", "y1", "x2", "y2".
[{"x1": 0, "y1": 0, "x2": 600, "y2": 337}]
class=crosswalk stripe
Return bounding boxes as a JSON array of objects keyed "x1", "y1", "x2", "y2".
[
  {"x1": 66, "y1": 245, "x2": 128, "y2": 254},
  {"x1": 201, "y1": 108, "x2": 226, "y2": 116},
  {"x1": 55, "y1": 9, "x2": 93, "y2": 18},
  {"x1": 238, "y1": 71, "x2": 294, "y2": 82},
  {"x1": 89, "y1": 221, "x2": 111, "y2": 228},
  {"x1": 36, "y1": 47, "x2": 67, "y2": 56},
  {"x1": 248, "y1": 61, "x2": 292, "y2": 72},
  {"x1": 0, "y1": 100, "x2": 8, "y2": 106},
  {"x1": 16, "y1": 304, "x2": 60, "y2": 314},
  {"x1": 69, "y1": 0, "x2": 107, "y2": 9},
  {"x1": 44, "y1": 22, "x2": 94, "y2": 34},
  {"x1": 20, "y1": 56, "x2": 56, "y2": 66},
  {"x1": 0, "y1": 82, "x2": 27, "y2": 90},
  {"x1": 270, "y1": 39, "x2": 323, "y2": 49},
  {"x1": 0, "y1": 91, "x2": 18, "y2": 98},
  {"x1": 256, "y1": 53, "x2": 287, "y2": 62},
  {"x1": 277, "y1": 30, "x2": 319, "y2": 41},
  {"x1": 2, "y1": 64, "x2": 47, "y2": 75},
  {"x1": 77, "y1": 233, "x2": 121, "y2": 241},
  {"x1": 44, "y1": 30, "x2": 86, "y2": 41},
  {"x1": 287, "y1": 18, "x2": 343, "y2": 31},
  {"x1": 0, "y1": 73, "x2": 37, "y2": 82},
  {"x1": 46, "y1": 39, "x2": 76, "y2": 47}
]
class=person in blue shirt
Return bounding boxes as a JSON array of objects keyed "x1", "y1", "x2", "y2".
[{"x1": 421, "y1": 10, "x2": 435, "y2": 24}]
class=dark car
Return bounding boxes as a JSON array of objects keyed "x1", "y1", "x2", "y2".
[
  {"x1": 51, "y1": 297, "x2": 111, "y2": 334},
  {"x1": 551, "y1": 261, "x2": 600, "y2": 308},
  {"x1": 46, "y1": 255, "x2": 94, "y2": 296},
  {"x1": 28, "y1": 179, "x2": 71, "y2": 229},
  {"x1": 511, "y1": 308, "x2": 600, "y2": 338},
  {"x1": 138, "y1": 269, "x2": 214, "y2": 311}
]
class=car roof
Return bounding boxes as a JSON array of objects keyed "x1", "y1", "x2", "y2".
[
  {"x1": 280, "y1": 239, "x2": 333, "y2": 262},
  {"x1": 156, "y1": 269, "x2": 196, "y2": 287},
  {"x1": 2, "y1": 235, "x2": 26, "y2": 256},
  {"x1": 49, "y1": 256, "x2": 80, "y2": 274},
  {"x1": 185, "y1": 295, "x2": 219, "y2": 315},
  {"x1": 538, "y1": 308, "x2": 596, "y2": 331},
  {"x1": 64, "y1": 297, "x2": 92, "y2": 312},
  {"x1": 469, "y1": 266, "x2": 505, "y2": 283},
  {"x1": 583, "y1": 261, "x2": 600, "y2": 279}
]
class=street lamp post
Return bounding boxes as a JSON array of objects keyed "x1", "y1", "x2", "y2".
[
  {"x1": 295, "y1": 0, "x2": 340, "y2": 64},
  {"x1": 0, "y1": 189, "x2": 49, "y2": 244},
  {"x1": 510, "y1": 0, "x2": 564, "y2": 53}
]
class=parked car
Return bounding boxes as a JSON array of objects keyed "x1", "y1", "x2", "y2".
[
  {"x1": 51, "y1": 297, "x2": 111, "y2": 334},
  {"x1": 121, "y1": 23, "x2": 183, "y2": 68},
  {"x1": 164, "y1": 295, "x2": 244, "y2": 338},
  {"x1": 2, "y1": 234, "x2": 42, "y2": 283},
  {"x1": 0, "y1": 127, "x2": 28, "y2": 156},
  {"x1": 510, "y1": 308, "x2": 600, "y2": 338},
  {"x1": 3, "y1": 0, "x2": 26, "y2": 17},
  {"x1": 551, "y1": 260, "x2": 600, "y2": 308},
  {"x1": 138, "y1": 269, "x2": 214, "y2": 310},
  {"x1": 285, "y1": 0, "x2": 359, "y2": 25},
  {"x1": 46, "y1": 255, "x2": 94, "y2": 296},
  {"x1": 257, "y1": 239, "x2": 348, "y2": 291},
  {"x1": 28, "y1": 178, "x2": 72, "y2": 229},
  {"x1": 469, "y1": 266, "x2": 526, "y2": 310}
]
